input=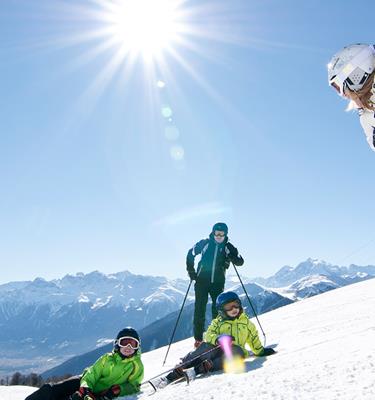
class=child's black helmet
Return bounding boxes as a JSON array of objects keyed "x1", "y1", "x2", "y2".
[{"x1": 116, "y1": 327, "x2": 140, "y2": 341}]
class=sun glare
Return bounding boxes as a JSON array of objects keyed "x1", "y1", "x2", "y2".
[
  {"x1": 31, "y1": 0, "x2": 254, "y2": 165},
  {"x1": 106, "y1": 0, "x2": 182, "y2": 59},
  {"x1": 43, "y1": 0, "x2": 252, "y2": 116}
]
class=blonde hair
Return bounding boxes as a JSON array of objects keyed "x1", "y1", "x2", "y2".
[{"x1": 345, "y1": 70, "x2": 375, "y2": 111}]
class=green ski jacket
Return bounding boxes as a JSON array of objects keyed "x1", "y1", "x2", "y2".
[
  {"x1": 80, "y1": 351, "x2": 144, "y2": 396},
  {"x1": 204, "y1": 312, "x2": 264, "y2": 356}
]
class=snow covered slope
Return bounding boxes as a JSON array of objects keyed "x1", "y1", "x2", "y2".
[
  {"x1": 139, "y1": 278, "x2": 375, "y2": 400},
  {"x1": 3, "y1": 278, "x2": 374, "y2": 399},
  {"x1": 0, "y1": 386, "x2": 36, "y2": 400}
]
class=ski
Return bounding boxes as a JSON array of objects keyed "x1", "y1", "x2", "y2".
[
  {"x1": 141, "y1": 344, "x2": 221, "y2": 394},
  {"x1": 142, "y1": 374, "x2": 187, "y2": 395},
  {"x1": 142, "y1": 343, "x2": 279, "y2": 395}
]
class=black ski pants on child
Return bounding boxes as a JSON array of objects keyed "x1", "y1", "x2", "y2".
[
  {"x1": 166, "y1": 342, "x2": 246, "y2": 382},
  {"x1": 24, "y1": 376, "x2": 81, "y2": 400}
]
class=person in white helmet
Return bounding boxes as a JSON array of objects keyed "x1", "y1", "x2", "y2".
[{"x1": 327, "y1": 43, "x2": 375, "y2": 151}]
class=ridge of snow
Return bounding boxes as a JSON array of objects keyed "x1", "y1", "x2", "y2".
[
  {"x1": 91, "y1": 296, "x2": 113, "y2": 310},
  {"x1": 289, "y1": 273, "x2": 337, "y2": 289},
  {"x1": 139, "y1": 278, "x2": 375, "y2": 400}
]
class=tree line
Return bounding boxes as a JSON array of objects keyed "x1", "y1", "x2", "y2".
[{"x1": 0, "y1": 372, "x2": 73, "y2": 387}]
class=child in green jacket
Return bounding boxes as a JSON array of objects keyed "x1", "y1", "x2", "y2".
[
  {"x1": 153, "y1": 291, "x2": 275, "y2": 388},
  {"x1": 25, "y1": 327, "x2": 144, "y2": 400}
]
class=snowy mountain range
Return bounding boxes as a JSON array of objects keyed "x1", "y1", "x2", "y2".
[
  {"x1": 5, "y1": 277, "x2": 375, "y2": 400},
  {"x1": 1, "y1": 258, "x2": 374, "y2": 377},
  {"x1": 0, "y1": 271, "x2": 190, "y2": 377}
]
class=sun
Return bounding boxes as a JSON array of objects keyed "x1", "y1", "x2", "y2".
[
  {"x1": 103, "y1": 0, "x2": 183, "y2": 60},
  {"x1": 40, "y1": 0, "x2": 253, "y2": 109}
]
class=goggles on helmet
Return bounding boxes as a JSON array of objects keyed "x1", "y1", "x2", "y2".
[
  {"x1": 116, "y1": 336, "x2": 140, "y2": 350},
  {"x1": 328, "y1": 45, "x2": 375, "y2": 96},
  {"x1": 223, "y1": 301, "x2": 241, "y2": 312}
]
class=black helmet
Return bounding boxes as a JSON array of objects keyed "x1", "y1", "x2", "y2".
[
  {"x1": 114, "y1": 327, "x2": 140, "y2": 356},
  {"x1": 212, "y1": 222, "x2": 228, "y2": 235},
  {"x1": 216, "y1": 291, "x2": 242, "y2": 319},
  {"x1": 116, "y1": 327, "x2": 140, "y2": 341}
]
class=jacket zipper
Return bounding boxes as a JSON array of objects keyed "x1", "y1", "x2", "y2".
[{"x1": 211, "y1": 244, "x2": 218, "y2": 283}]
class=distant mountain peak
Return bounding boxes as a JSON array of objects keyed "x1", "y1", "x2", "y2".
[
  {"x1": 297, "y1": 258, "x2": 330, "y2": 267},
  {"x1": 255, "y1": 258, "x2": 375, "y2": 288},
  {"x1": 306, "y1": 257, "x2": 325, "y2": 263}
]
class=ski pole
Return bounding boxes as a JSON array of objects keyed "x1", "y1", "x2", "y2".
[
  {"x1": 233, "y1": 265, "x2": 267, "y2": 347},
  {"x1": 144, "y1": 344, "x2": 221, "y2": 392},
  {"x1": 162, "y1": 279, "x2": 193, "y2": 366}
]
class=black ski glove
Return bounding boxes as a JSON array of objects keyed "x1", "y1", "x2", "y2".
[
  {"x1": 188, "y1": 271, "x2": 197, "y2": 281},
  {"x1": 226, "y1": 243, "x2": 238, "y2": 259},
  {"x1": 225, "y1": 243, "x2": 244, "y2": 265},
  {"x1": 97, "y1": 385, "x2": 121, "y2": 400},
  {"x1": 261, "y1": 347, "x2": 276, "y2": 356},
  {"x1": 71, "y1": 387, "x2": 96, "y2": 400}
]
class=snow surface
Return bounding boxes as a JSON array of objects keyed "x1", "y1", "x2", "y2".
[
  {"x1": 0, "y1": 386, "x2": 36, "y2": 400},
  {"x1": 2, "y1": 278, "x2": 374, "y2": 400},
  {"x1": 139, "y1": 278, "x2": 375, "y2": 400}
]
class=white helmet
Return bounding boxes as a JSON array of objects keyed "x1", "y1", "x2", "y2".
[{"x1": 327, "y1": 44, "x2": 375, "y2": 95}]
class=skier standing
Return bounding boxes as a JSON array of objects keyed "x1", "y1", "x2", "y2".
[
  {"x1": 25, "y1": 327, "x2": 144, "y2": 400},
  {"x1": 153, "y1": 291, "x2": 275, "y2": 388},
  {"x1": 328, "y1": 43, "x2": 375, "y2": 151},
  {"x1": 186, "y1": 222, "x2": 244, "y2": 348}
]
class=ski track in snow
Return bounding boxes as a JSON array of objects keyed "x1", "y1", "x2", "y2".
[{"x1": 2, "y1": 279, "x2": 375, "y2": 400}]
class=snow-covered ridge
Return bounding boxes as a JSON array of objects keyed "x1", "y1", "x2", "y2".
[
  {"x1": 139, "y1": 278, "x2": 375, "y2": 400},
  {"x1": 252, "y1": 257, "x2": 375, "y2": 287},
  {"x1": 0, "y1": 270, "x2": 186, "y2": 307},
  {"x1": 282, "y1": 274, "x2": 339, "y2": 299}
]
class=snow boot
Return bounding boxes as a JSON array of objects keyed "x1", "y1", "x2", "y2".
[
  {"x1": 151, "y1": 376, "x2": 170, "y2": 389},
  {"x1": 196, "y1": 358, "x2": 214, "y2": 374},
  {"x1": 183, "y1": 367, "x2": 196, "y2": 383}
]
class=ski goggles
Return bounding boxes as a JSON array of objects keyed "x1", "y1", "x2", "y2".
[
  {"x1": 116, "y1": 336, "x2": 140, "y2": 349},
  {"x1": 214, "y1": 232, "x2": 226, "y2": 238},
  {"x1": 223, "y1": 302, "x2": 241, "y2": 312}
]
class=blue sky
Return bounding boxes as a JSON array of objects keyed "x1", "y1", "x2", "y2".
[{"x1": 1, "y1": 0, "x2": 375, "y2": 284}]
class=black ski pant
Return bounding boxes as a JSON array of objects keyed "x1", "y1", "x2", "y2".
[
  {"x1": 24, "y1": 376, "x2": 81, "y2": 400},
  {"x1": 193, "y1": 281, "x2": 224, "y2": 341},
  {"x1": 166, "y1": 342, "x2": 245, "y2": 382}
]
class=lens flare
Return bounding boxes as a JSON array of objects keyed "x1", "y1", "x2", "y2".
[
  {"x1": 223, "y1": 355, "x2": 245, "y2": 374},
  {"x1": 218, "y1": 335, "x2": 245, "y2": 374},
  {"x1": 218, "y1": 335, "x2": 233, "y2": 358}
]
